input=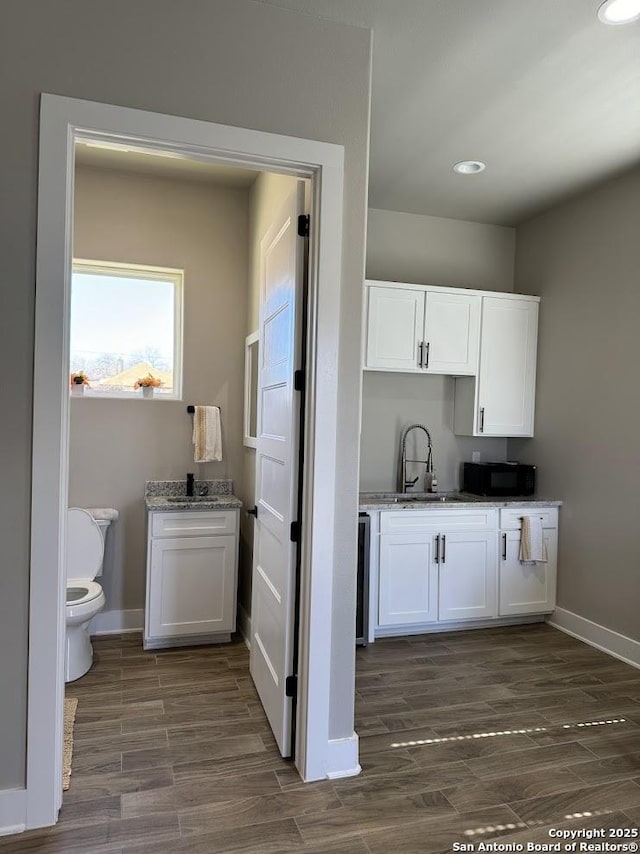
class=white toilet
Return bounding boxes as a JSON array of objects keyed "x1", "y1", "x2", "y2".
[{"x1": 65, "y1": 508, "x2": 110, "y2": 682}]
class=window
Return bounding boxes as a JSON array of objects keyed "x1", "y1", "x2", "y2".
[{"x1": 70, "y1": 260, "x2": 183, "y2": 399}]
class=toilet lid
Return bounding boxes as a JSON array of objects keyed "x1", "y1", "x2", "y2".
[{"x1": 67, "y1": 508, "x2": 104, "y2": 582}]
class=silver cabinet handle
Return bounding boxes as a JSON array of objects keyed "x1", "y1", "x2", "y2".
[
  {"x1": 479, "y1": 407, "x2": 485, "y2": 433},
  {"x1": 502, "y1": 532, "x2": 507, "y2": 561},
  {"x1": 435, "y1": 534, "x2": 440, "y2": 564},
  {"x1": 424, "y1": 341, "x2": 430, "y2": 369},
  {"x1": 441, "y1": 534, "x2": 446, "y2": 564},
  {"x1": 418, "y1": 341, "x2": 424, "y2": 368}
]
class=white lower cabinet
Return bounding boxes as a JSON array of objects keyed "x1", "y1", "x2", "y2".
[
  {"x1": 375, "y1": 506, "x2": 557, "y2": 635},
  {"x1": 145, "y1": 510, "x2": 239, "y2": 648},
  {"x1": 499, "y1": 526, "x2": 558, "y2": 616},
  {"x1": 379, "y1": 533, "x2": 438, "y2": 625},
  {"x1": 438, "y1": 531, "x2": 497, "y2": 621}
]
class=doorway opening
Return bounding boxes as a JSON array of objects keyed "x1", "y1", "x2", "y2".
[{"x1": 28, "y1": 95, "x2": 349, "y2": 831}]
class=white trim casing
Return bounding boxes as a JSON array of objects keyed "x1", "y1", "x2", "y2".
[
  {"x1": 0, "y1": 789, "x2": 26, "y2": 837},
  {"x1": 89, "y1": 609, "x2": 144, "y2": 636},
  {"x1": 243, "y1": 330, "x2": 259, "y2": 449},
  {"x1": 325, "y1": 734, "x2": 361, "y2": 780},
  {"x1": 29, "y1": 94, "x2": 347, "y2": 829},
  {"x1": 547, "y1": 608, "x2": 640, "y2": 670}
]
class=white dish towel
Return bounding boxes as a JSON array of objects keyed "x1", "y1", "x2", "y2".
[
  {"x1": 519, "y1": 515, "x2": 547, "y2": 563},
  {"x1": 193, "y1": 405, "x2": 222, "y2": 463}
]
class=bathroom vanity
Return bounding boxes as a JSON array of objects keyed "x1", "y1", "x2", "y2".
[
  {"x1": 360, "y1": 494, "x2": 561, "y2": 643},
  {"x1": 144, "y1": 480, "x2": 242, "y2": 650}
]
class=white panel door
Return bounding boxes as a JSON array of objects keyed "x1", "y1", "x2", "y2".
[
  {"x1": 477, "y1": 297, "x2": 538, "y2": 436},
  {"x1": 148, "y1": 536, "x2": 236, "y2": 637},
  {"x1": 365, "y1": 285, "x2": 425, "y2": 371},
  {"x1": 438, "y1": 531, "x2": 497, "y2": 621},
  {"x1": 250, "y1": 182, "x2": 305, "y2": 757},
  {"x1": 378, "y1": 533, "x2": 438, "y2": 626},
  {"x1": 499, "y1": 529, "x2": 557, "y2": 616},
  {"x1": 423, "y1": 291, "x2": 480, "y2": 375}
]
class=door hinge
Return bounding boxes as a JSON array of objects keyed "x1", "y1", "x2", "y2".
[
  {"x1": 290, "y1": 520, "x2": 301, "y2": 543},
  {"x1": 297, "y1": 214, "x2": 310, "y2": 237},
  {"x1": 285, "y1": 674, "x2": 298, "y2": 698},
  {"x1": 294, "y1": 369, "x2": 305, "y2": 392}
]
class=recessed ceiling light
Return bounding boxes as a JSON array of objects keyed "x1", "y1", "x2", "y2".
[
  {"x1": 453, "y1": 160, "x2": 486, "y2": 175},
  {"x1": 597, "y1": 0, "x2": 640, "y2": 25}
]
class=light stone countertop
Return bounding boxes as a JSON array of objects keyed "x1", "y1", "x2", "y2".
[
  {"x1": 359, "y1": 492, "x2": 562, "y2": 511},
  {"x1": 146, "y1": 495, "x2": 242, "y2": 512},
  {"x1": 145, "y1": 479, "x2": 242, "y2": 512}
]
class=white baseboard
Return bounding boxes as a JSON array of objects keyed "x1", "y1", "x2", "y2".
[
  {"x1": 547, "y1": 607, "x2": 640, "y2": 670},
  {"x1": 237, "y1": 604, "x2": 251, "y2": 650},
  {"x1": 374, "y1": 614, "x2": 545, "y2": 639},
  {"x1": 0, "y1": 788, "x2": 26, "y2": 837},
  {"x1": 90, "y1": 608, "x2": 144, "y2": 636},
  {"x1": 325, "y1": 733, "x2": 361, "y2": 780}
]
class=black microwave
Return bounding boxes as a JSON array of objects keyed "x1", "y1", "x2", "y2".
[{"x1": 463, "y1": 462, "x2": 536, "y2": 497}]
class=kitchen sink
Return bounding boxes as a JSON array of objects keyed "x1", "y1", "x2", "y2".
[
  {"x1": 395, "y1": 495, "x2": 467, "y2": 503},
  {"x1": 361, "y1": 492, "x2": 474, "y2": 505},
  {"x1": 166, "y1": 495, "x2": 224, "y2": 503}
]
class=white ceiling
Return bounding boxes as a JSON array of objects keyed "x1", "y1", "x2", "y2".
[
  {"x1": 257, "y1": 0, "x2": 640, "y2": 224},
  {"x1": 75, "y1": 142, "x2": 259, "y2": 187}
]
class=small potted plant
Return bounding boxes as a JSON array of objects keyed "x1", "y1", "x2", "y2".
[
  {"x1": 134, "y1": 373, "x2": 162, "y2": 398},
  {"x1": 70, "y1": 371, "x2": 90, "y2": 396}
]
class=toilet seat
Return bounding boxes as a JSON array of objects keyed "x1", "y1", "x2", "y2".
[{"x1": 66, "y1": 580, "x2": 103, "y2": 606}]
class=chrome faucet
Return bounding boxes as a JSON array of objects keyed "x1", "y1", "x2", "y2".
[{"x1": 399, "y1": 424, "x2": 434, "y2": 492}]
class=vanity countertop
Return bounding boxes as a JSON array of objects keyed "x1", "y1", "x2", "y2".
[
  {"x1": 145, "y1": 479, "x2": 242, "y2": 512},
  {"x1": 359, "y1": 492, "x2": 563, "y2": 511},
  {"x1": 146, "y1": 495, "x2": 242, "y2": 511}
]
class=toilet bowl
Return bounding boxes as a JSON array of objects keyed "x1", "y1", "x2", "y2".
[{"x1": 65, "y1": 508, "x2": 108, "y2": 682}]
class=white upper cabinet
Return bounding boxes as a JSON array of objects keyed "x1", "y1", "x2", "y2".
[
  {"x1": 364, "y1": 282, "x2": 480, "y2": 375},
  {"x1": 478, "y1": 298, "x2": 538, "y2": 436},
  {"x1": 365, "y1": 285, "x2": 425, "y2": 372},
  {"x1": 454, "y1": 296, "x2": 539, "y2": 437},
  {"x1": 423, "y1": 290, "x2": 480, "y2": 375}
]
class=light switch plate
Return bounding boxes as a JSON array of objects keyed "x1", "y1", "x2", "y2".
[{"x1": 472, "y1": 451, "x2": 481, "y2": 463}]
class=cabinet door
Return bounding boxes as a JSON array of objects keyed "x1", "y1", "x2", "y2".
[
  {"x1": 478, "y1": 297, "x2": 538, "y2": 436},
  {"x1": 148, "y1": 536, "x2": 236, "y2": 637},
  {"x1": 438, "y1": 531, "x2": 497, "y2": 621},
  {"x1": 499, "y1": 529, "x2": 557, "y2": 616},
  {"x1": 365, "y1": 286, "x2": 425, "y2": 372},
  {"x1": 379, "y1": 533, "x2": 438, "y2": 626},
  {"x1": 423, "y1": 291, "x2": 480, "y2": 375}
]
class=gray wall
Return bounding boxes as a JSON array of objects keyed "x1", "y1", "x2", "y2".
[
  {"x1": 0, "y1": 0, "x2": 371, "y2": 789},
  {"x1": 362, "y1": 209, "x2": 515, "y2": 491},
  {"x1": 237, "y1": 172, "x2": 300, "y2": 618},
  {"x1": 70, "y1": 165, "x2": 249, "y2": 613},
  {"x1": 366, "y1": 208, "x2": 516, "y2": 292},
  {"x1": 510, "y1": 164, "x2": 640, "y2": 642}
]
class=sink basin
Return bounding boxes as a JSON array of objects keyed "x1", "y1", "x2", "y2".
[
  {"x1": 395, "y1": 495, "x2": 467, "y2": 503},
  {"x1": 166, "y1": 495, "x2": 224, "y2": 503},
  {"x1": 361, "y1": 492, "x2": 473, "y2": 505}
]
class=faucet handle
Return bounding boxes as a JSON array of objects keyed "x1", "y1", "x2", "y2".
[{"x1": 405, "y1": 475, "x2": 419, "y2": 489}]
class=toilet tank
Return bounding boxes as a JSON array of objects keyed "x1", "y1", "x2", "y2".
[
  {"x1": 94, "y1": 518, "x2": 110, "y2": 578},
  {"x1": 87, "y1": 513, "x2": 117, "y2": 578}
]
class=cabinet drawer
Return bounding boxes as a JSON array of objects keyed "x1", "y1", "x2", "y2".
[
  {"x1": 499, "y1": 507, "x2": 558, "y2": 531},
  {"x1": 151, "y1": 510, "x2": 238, "y2": 538},
  {"x1": 380, "y1": 508, "x2": 497, "y2": 534}
]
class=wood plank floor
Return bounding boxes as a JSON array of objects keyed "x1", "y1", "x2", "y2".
[{"x1": 3, "y1": 624, "x2": 639, "y2": 852}]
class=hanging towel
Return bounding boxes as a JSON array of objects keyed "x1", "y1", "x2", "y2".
[
  {"x1": 519, "y1": 515, "x2": 547, "y2": 563},
  {"x1": 193, "y1": 405, "x2": 222, "y2": 463}
]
